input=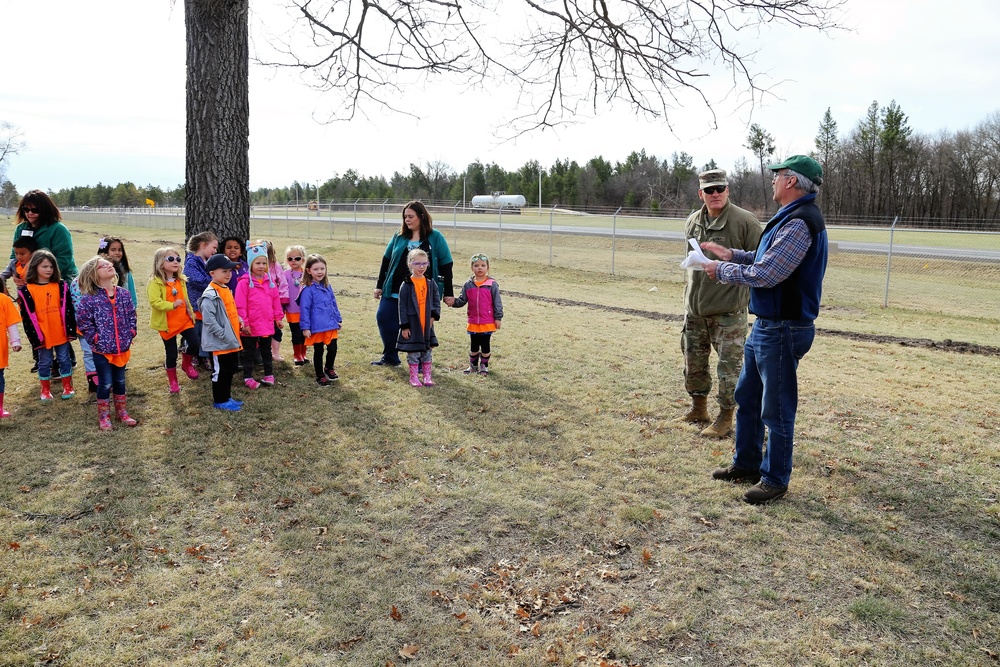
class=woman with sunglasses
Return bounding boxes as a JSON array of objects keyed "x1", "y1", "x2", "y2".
[
  {"x1": 12, "y1": 190, "x2": 78, "y2": 281},
  {"x1": 372, "y1": 201, "x2": 454, "y2": 367}
]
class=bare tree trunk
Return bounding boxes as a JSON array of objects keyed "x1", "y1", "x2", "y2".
[{"x1": 185, "y1": 0, "x2": 250, "y2": 242}]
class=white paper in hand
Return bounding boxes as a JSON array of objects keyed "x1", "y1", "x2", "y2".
[{"x1": 679, "y1": 238, "x2": 711, "y2": 270}]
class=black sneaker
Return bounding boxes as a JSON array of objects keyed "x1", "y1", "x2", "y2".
[
  {"x1": 325, "y1": 369, "x2": 339, "y2": 381},
  {"x1": 711, "y1": 464, "x2": 761, "y2": 484},
  {"x1": 371, "y1": 357, "x2": 401, "y2": 367},
  {"x1": 31, "y1": 361, "x2": 39, "y2": 373},
  {"x1": 743, "y1": 482, "x2": 788, "y2": 505},
  {"x1": 316, "y1": 376, "x2": 330, "y2": 386}
]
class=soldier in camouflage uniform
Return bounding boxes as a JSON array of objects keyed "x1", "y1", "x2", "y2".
[{"x1": 675, "y1": 169, "x2": 762, "y2": 437}]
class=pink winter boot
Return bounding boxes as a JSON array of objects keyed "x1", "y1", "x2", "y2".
[{"x1": 408, "y1": 364, "x2": 422, "y2": 387}]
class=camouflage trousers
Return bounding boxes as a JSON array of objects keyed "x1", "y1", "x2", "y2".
[{"x1": 680, "y1": 310, "x2": 748, "y2": 410}]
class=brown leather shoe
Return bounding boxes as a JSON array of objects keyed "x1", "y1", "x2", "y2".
[
  {"x1": 743, "y1": 482, "x2": 788, "y2": 504},
  {"x1": 711, "y1": 464, "x2": 761, "y2": 484}
]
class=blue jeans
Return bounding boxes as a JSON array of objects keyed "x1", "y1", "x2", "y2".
[
  {"x1": 93, "y1": 353, "x2": 127, "y2": 400},
  {"x1": 38, "y1": 343, "x2": 73, "y2": 379},
  {"x1": 731, "y1": 318, "x2": 815, "y2": 489},
  {"x1": 375, "y1": 297, "x2": 401, "y2": 364},
  {"x1": 78, "y1": 337, "x2": 97, "y2": 374}
]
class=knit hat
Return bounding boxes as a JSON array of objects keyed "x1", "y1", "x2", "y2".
[{"x1": 246, "y1": 242, "x2": 274, "y2": 288}]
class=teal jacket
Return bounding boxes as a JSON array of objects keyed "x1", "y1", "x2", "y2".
[
  {"x1": 376, "y1": 229, "x2": 454, "y2": 299},
  {"x1": 12, "y1": 221, "x2": 78, "y2": 280}
]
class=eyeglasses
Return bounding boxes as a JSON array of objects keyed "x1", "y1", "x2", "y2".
[
  {"x1": 164, "y1": 256, "x2": 181, "y2": 262},
  {"x1": 286, "y1": 256, "x2": 302, "y2": 262},
  {"x1": 23, "y1": 207, "x2": 38, "y2": 213},
  {"x1": 410, "y1": 262, "x2": 429, "y2": 267},
  {"x1": 471, "y1": 254, "x2": 489, "y2": 262},
  {"x1": 702, "y1": 185, "x2": 727, "y2": 195},
  {"x1": 772, "y1": 171, "x2": 794, "y2": 181}
]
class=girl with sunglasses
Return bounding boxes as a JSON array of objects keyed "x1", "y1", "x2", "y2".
[
  {"x1": 148, "y1": 247, "x2": 201, "y2": 393},
  {"x1": 283, "y1": 244, "x2": 309, "y2": 365}
]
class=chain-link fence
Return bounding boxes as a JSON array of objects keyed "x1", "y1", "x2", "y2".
[{"x1": 56, "y1": 204, "x2": 1000, "y2": 320}]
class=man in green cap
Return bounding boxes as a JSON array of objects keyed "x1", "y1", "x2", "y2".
[
  {"x1": 702, "y1": 155, "x2": 828, "y2": 504},
  {"x1": 675, "y1": 169, "x2": 762, "y2": 438}
]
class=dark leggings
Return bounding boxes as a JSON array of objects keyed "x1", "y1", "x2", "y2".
[
  {"x1": 313, "y1": 340, "x2": 338, "y2": 378},
  {"x1": 375, "y1": 297, "x2": 401, "y2": 363},
  {"x1": 289, "y1": 321, "x2": 305, "y2": 345},
  {"x1": 470, "y1": 332, "x2": 492, "y2": 354},
  {"x1": 241, "y1": 335, "x2": 273, "y2": 378},
  {"x1": 212, "y1": 352, "x2": 239, "y2": 403},
  {"x1": 162, "y1": 328, "x2": 201, "y2": 368}
]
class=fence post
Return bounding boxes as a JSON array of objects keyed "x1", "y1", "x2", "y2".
[
  {"x1": 883, "y1": 215, "x2": 899, "y2": 308},
  {"x1": 453, "y1": 202, "x2": 460, "y2": 253},
  {"x1": 549, "y1": 204, "x2": 556, "y2": 266},
  {"x1": 382, "y1": 199, "x2": 389, "y2": 244},
  {"x1": 611, "y1": 206, "x2": 622, "y2": 275},
  {"x1": 354, "y1": 198, "x2": 360, "y2": 241},
  {"x1": 498, "y1": 207, "x2": 503, "y2": 260}
]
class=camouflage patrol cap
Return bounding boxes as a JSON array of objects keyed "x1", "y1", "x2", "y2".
[{"x1": 698, "y1": 169, "x2": 728, "y2": 190}]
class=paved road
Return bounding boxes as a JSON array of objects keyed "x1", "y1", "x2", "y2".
[{"x1": 280, "y1": 213, "x2": 1000, "y2": 263}]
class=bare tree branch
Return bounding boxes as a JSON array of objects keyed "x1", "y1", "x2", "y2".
[{"x1": 253, "y1": 0, "x2": 845, "y2": 134}]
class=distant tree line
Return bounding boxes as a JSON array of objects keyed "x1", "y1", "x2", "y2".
[{"x1": 26, "y1": 105, "x2": 1000, "y2": 229}]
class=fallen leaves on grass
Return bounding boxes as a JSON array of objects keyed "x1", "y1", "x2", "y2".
[
  {"x1": 398, "y1": 643, "x2": 419, "y2": 660},
  {"x1": 390, "y1": 605, "x2": 403, "y2": 621}
]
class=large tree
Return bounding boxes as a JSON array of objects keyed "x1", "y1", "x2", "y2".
[
  {"x1": 185, "y1": 0, "x2": 844, "y2": 240},
  {"x1": 184, "y1": 0, "x2": 250, "y2": 239}
]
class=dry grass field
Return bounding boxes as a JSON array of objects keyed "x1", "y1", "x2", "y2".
[{"x1": 1, "y1": 220, "x2": 998, "y2": 666}]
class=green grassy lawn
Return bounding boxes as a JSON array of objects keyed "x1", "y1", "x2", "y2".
[{"x1": 1, "y1": 221, "x2": 997, "y2": 666}]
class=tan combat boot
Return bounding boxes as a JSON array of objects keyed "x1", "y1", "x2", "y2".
[
  {"x1": 701, "y1": 408, "x2": 735, "y2": 438},
  {"x1": 673, "y1": 395, "x2": 710, "y2": 423}
]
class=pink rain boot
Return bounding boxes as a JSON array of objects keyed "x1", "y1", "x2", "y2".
[
  {"x1": 97, "y1": 398, "x2": 112, "y2": 431},
  {"x1": 113, "y1": 394, "x2": 138, "y2": 427},
  {"x1": 181, "y1": 353, "x2": 200, "y2": 380},
  {"x1": 420, "y1": 362, "x2": 434, "y2": 387},
  {"x1": 408, "y1": 364, "x2": 422, "y2": 387},
  {"x1": 166, "y1": 367, "x2": 181, "y2": 394}
]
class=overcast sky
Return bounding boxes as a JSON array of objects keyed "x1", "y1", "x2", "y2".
[{"x1": 2, "y1": 0, "x2": 998, "y2": 194}]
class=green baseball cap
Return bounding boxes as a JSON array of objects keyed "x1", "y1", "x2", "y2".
[{"x1": 767, "y1": 155, "x2": 823, "y2": 185}]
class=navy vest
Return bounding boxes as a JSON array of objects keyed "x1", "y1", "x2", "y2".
[{"x1": 749, "y1": 194, "x2": 828, "y2": 321}]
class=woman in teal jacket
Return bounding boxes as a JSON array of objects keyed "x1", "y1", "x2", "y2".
[
  {"x1": 12, "y1": 191, "x2": 77, "y2": 280},
  {"x1": 372, "y1": 201, "x2": 454, "y2": 366}
]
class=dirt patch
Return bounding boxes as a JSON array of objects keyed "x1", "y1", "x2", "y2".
[
  {"x1": 505, "y1": 290, "x2": 1000, "y2": 357},
  {"x1": 335, "y1": 276, "x2": 1000, "y2": 357}
]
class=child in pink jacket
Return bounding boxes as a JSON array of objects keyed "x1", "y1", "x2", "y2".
[{"x1": 234, "y1": 242, "x2": 284, "y2": 388}]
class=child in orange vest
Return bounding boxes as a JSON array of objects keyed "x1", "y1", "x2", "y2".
[
  {"x1": 0, "y1": 291, "x2": 23, "y2": 417},
  {"x1": 17, "y1": 250, "x2": 77, "y2": 400},
  {"x1": 199, "y1": 254, "x2": 244, "y2": 411}
]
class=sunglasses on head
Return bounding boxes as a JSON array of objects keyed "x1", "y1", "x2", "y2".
[
  {"x1": 471, "y1": 254, "x2": 489, "y2": 262},
  {"x1": 287, "y1": 256, "x2": 303, "y2": 262},
  {"x1": 164, "y1": 255, "x2": 181, "y2": 263},
  {"x1": 702, "y1": 185, "x2": 727, "y2": 195}
]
